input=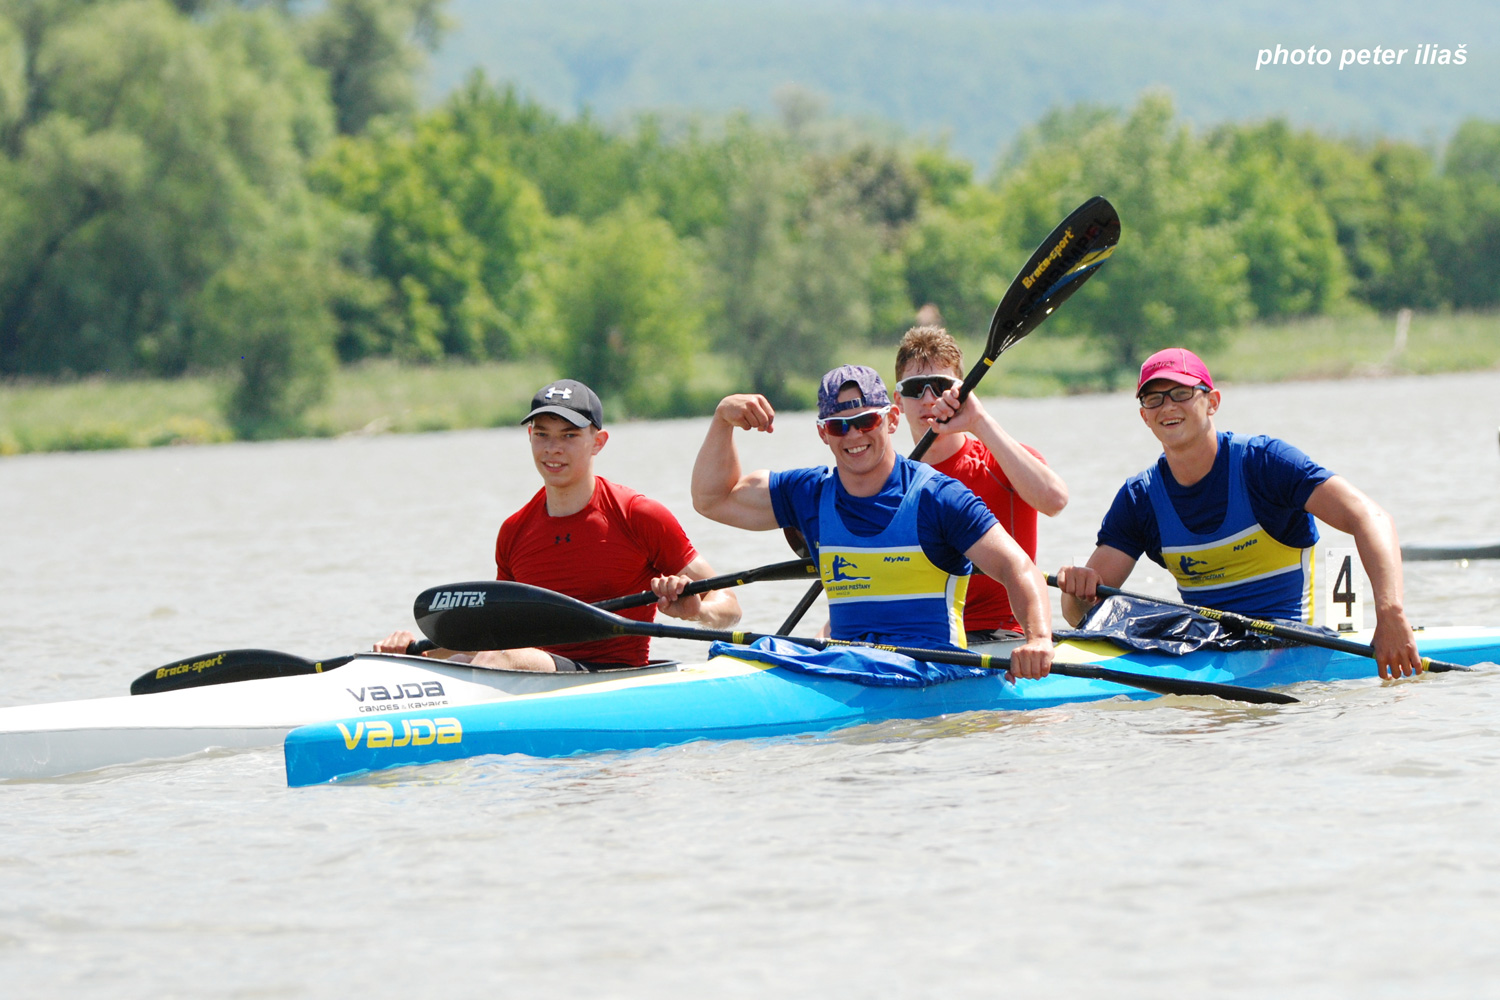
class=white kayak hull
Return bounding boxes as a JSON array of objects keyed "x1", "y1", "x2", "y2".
[{"x1": 0, "y1": 654, "x2": 677, "y2": 780}]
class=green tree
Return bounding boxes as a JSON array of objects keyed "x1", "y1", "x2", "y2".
[
  {"x1": 194, "y1": 240, "x2": 337, "y2": 439},
  {"x1": 549, "y1": 200, "x2": 702, "y2": 415},
  {"x1": 1209, "y1": 122, "x2": 1349, "y2": 319},
  {"x1": 1430, "y1": 119, "x2": 1500, "y2": 309},
  {"x1": 903, "y1": 185, "x2": 1015, "y2": 339},
  {"x1": 310, "y1": 109, "x2": 551, "y2": 361},
  {"x1": 705, "y1": 160, "x2": 884, "y2": 405},
  {"x1": 301, "y1": 0, "x2": 446, "y2": 135},
  {"x1": 0, "y1": 0, "x2": 338, "y2": 379},
  {"x1": 995, "y1": 94, "x2": 1251, "y2": 385}
]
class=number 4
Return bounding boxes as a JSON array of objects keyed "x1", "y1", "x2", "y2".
[{"x1": 1332, "y1": 555, "x2": 1356, "y2": 617}]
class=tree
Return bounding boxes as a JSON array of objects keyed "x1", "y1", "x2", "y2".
[
  {"x1": 705, "y1": 160, "x2": 884, "y2": 405},
  {"x1": 549, "y1": 200, "x2": 702, "y2": 415},
  {"x1": 1430, "y1": 120, "x2": 1500, "y2": 309},
  {"x1": 310, "y1": 108, "x2": 551, "y2": 362},
  {"x1": 193, "y1": 240, "x2": 337, "y2": 439},
  {"x1": 1209, "y1": 122, "x2": 1349, "y2": 319},
  {"x1": 0, "y1": 0, "x2": 339, "y2": 378},
  {"x1": 995, "y1": 94, "x2": 1250, "y2": 384},
  {"x1": 301, "y1": 0, "x2": 445, "y2": 135}
]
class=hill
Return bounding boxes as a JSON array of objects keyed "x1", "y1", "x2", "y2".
[{"x1": 430, "y1": 0, "x2": 1496, "y2": 168}]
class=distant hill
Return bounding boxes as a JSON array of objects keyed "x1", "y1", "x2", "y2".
[{"x1": 429, "y1": 0, "x2": 1495, "y2": 169}]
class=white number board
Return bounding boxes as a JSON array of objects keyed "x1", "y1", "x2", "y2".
[{"x1": 1322, "y1": 546, "x2": 1365, "y2": 632}]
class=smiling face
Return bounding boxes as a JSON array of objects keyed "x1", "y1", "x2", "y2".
[
  {"x1": 528, "y1": 413, "x2": 607, "y2": 490},
  {"x1": 1138, "y1": 377, "x2": 1219, "y2": 449},
  {"x1": 818, "y1": 384, "x2": 900, "y2": 480}
]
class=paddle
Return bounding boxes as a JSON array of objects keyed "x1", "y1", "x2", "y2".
[
  {"x1": 1046, "y1": 576, "x2": 1476, "y2": 674},
  {"x1": 128, "y1": 558, "x2": 818, "y2": 696},
  {"x1": 129, "y1": 643, "x2": 436, "y2": 696},
  {"x1": 776, "y1": 195, "x2": 1122, "y2": 634},
  {"x1": 414, "y1": 580, "x2": 1297, "y2": 706}
]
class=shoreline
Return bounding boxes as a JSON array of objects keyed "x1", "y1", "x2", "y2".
[{"x1": 4, "y1": 310, "x2": 1498, "y2": 456}]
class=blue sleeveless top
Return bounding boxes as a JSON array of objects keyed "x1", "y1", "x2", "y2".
[
  {"x1": 1145, "y1": 433, "x2": 1316, "y2": 621},
  {"x1": 818, "y1": 463, "x2": 969, "y2": 648}
]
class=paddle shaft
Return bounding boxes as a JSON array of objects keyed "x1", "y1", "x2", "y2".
[
  {"x1": 598, "y1": 558, "x2": 815, "y2": 612},
  {"x1": 584, "y1": 616, "x2": 1293, "y2": 704},
  {"x1": 1052, "y1": 577, "x2": 1471, "y2": 674},
  {"x1": 132, "y1": 560, "x2": 815, "y2": 695}
]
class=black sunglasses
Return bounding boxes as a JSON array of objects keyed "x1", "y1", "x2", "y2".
[
  {"x1": 895, "y1": 374, "x2": 962, "y2": 399},
  {"x1": 1138, "y1": 385, "x2": 1209, "y2": 409},
  {"x1": 817, "y1": 406, "x2": 891, "y2": 436}
]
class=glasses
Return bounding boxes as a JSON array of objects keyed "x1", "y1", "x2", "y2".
[
  {"x1": 817, "y1": 406, "x2": 892, "y2": 436},
  {"x1": 895, "y1": 374, "x2": 962, "y2": 399},
  {"x1": 1138, "y1": 385, "x2": 1209, "y2": 409}
]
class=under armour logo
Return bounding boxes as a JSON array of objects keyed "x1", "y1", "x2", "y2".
[
  {"x1": 544, "y1": 386, "x2": 573, "y2": 399},
  {"x1": 555, "y1": 533, "x2": 571, "y2": 544}
]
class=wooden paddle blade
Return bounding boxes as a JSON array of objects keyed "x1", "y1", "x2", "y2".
[
  {"x1": 985, "y1": 195, "x2": 1120, "y2": 358},
  {"x1": 130, "y1": 649, "x2": 338, "y2": 695},
  {"x1": 414, "y1": 580, "x2": 625, "y2": 651}
]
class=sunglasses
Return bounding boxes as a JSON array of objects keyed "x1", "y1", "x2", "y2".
[
  {"x1": 895, "y1": 374, "x2": 962, "y2": 399},
  {"x1": 1138, "y1": 385, "x2": 1209, "y2": 409},
  {"x1": 817, "y1": 406, "x2": 892, "y2": 436}
]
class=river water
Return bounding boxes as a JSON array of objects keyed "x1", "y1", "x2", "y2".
[{"x1": 3, "y1": 371, "x2": 1499, "y2": 997}]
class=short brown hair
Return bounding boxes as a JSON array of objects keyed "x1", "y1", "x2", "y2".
[{"x1": 895, "y1": 326, "x2": 963, "y2": 382}]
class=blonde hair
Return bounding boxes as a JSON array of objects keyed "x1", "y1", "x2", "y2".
[{"x1": 895, "y1": 326, "x2": 963, "y2": 381}]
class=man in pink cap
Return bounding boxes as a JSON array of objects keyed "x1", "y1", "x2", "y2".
[{"x1": 1054, "y1": 348, "x2": 1423, "y2": 678}]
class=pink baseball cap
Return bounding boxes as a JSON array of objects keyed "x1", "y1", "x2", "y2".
[{"x1": 1136, "y1": 348, "x2": 1213, "y2": 394}]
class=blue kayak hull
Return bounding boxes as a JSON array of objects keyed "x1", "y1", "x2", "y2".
[{"x1": 284, "y1": 629, "x2": 1500, "y2": 786}]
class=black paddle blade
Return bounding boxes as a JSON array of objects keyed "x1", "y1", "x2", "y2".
[
  {"x1": 1070, "y1": 664, "x2": 1297, "y2": 705},
  {"x1": 985, "y1": 195, "x2": 1120, "y2": 358},
  {"x1": 414, "y1": 581, "x2": 624, "y2": 651},
  {"x1": 130, "y1": 649, "x2": 334, "y2": 695}
]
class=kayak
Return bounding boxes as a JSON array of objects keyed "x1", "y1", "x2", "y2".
[
  {"x1": 0, "y1": 654, "x2": 678, "y2": 780},
  {"x1": 283, "y1": 626, "x2": 1500, "y2": 786}
]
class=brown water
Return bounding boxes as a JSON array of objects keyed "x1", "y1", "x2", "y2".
[{"x1": 2, "y1": 371, "x2": 1499, "y2": 997}]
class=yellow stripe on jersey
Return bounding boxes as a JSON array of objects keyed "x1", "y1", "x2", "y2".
[
  {"x1": 820, "y1": 547, "x2": 957, "y2": 602},
  {"x1": 1160, "y1": 523, "x2": 1309, "y2": 591}
]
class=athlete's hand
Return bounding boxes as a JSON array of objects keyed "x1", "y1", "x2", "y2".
[
  {"x1": 1006, "y1": 636, "x2": 1053, "y2": 682},
  {"x1": 1054, "y1": 564, "x2": 1102, "y2": 605},
  {"x1": 715, "y1": 394, "x2": 776, "y2": 433},
  {"x1": 1371, "y1": 607, "x2": 1423, "y2": 679},
  {"x1": 652, "y1": 573, "x2": 703, "y2": 620},
  {"x1": 374, "y1": 630, "x2": 420, "y2": 654},
  {"x1": 925, "y1": 386, "x2": 985, "y2": 435}
]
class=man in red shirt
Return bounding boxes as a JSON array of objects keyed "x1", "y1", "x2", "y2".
[
  {"x1": 377, "y1": 379, "x2": 740, "y2": 670},
  {"x1": 893, "y1": 326, "x2": 1068, "y2": 640}
]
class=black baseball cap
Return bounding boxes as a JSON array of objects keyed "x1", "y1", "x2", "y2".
[{"x1": 521, "y1": 379, "x2": 604, "y2": 429}]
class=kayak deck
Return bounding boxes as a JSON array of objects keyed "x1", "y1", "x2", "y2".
[
  {"x1": 283, "y1": 627, "x2": 1500, "y2": 787},
  {"x1": 0, "y1": 655, "x2": 678, "y2": 780}
]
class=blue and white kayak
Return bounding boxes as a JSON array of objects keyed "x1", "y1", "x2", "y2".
[
  {"x1": 0, "y1": 654, "x2": 678, "y2": 780},
  {"x1": 283, "y1": 627, "x2": 1500, "y2": 786}
]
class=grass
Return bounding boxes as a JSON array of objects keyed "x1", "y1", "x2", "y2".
[{"x1": 3, "y1": 309, "x2": 1498, "y2": 456}]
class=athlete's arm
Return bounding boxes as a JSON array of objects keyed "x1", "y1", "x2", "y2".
[
  {"x1": 692, "y1": 394, "x2": 780, "y2": 531},
  {"x1": 965, "y1": 524, "x2": 1052, "y2": 680},
  {"x1": 651, "y1": 555, "x2": 743, "y2": 628},
  {"x1": 928, "y1": 389, "x2": 1068, "y2": 515},
  {"x1": 1055, "y1": 545, "x2": 1138, "y2": 626},
  {"x1": 1304, "y1": 476, "x2": 1421, "y2": 679}
]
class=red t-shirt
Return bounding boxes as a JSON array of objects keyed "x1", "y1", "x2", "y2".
[
  {"x1": 495, "y1": 477, "x2": 697, "y2": 666},
  {"x1": 930, "y1": 435, "x2": 1044, "y2": 634}
]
